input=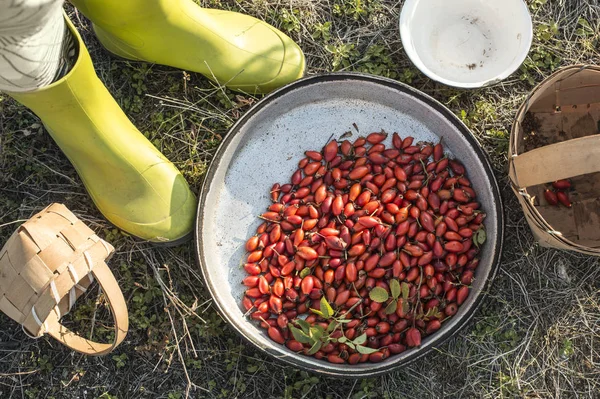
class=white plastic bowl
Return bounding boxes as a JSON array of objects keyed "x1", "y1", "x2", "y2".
[{"x1": 400, "y1": 0, "x2": 533, "y2": 88}]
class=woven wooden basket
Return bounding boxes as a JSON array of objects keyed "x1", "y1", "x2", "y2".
[
  {"x1": 509, "y1": 65, "x2": 600, "y2": 255},
  {"x1": 0, "y1": 204, "x2": 128, "y2": 355}
]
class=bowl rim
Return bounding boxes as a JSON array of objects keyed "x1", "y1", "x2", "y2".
[
  {"x1": 399, "y1": 0, "x2": 533, "y2": 89},
  {"x1": 194, "y1": 72, "x2": 505, "y2": 377}
]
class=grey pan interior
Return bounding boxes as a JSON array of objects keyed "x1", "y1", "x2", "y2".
[{"x1": 195, "y1": 73, "x2": 504, "y2": 377}]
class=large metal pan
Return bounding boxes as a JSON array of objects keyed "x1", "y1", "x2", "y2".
[{"x1": 195, "y1": 73, "x2": 504, "y2": 377}]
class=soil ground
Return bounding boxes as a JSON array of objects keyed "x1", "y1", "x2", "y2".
[{"x1": 1, "y1": 1, "x2": 599, "y2": 398}]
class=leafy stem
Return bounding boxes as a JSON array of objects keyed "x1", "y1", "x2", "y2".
[
  {"x1": 288, "y1": 297, "x2": 377, "y2": 355},
  {"x1": 414, "y1": 268, "x2": 424, "y2": 328},
  {"x1": 369, "y1": 279, "x2": 410, "y2": 316}
]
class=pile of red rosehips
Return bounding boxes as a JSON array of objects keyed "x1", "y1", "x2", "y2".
[{"x1": 241, "y1": 132, "x2": 486, "y2": 364}]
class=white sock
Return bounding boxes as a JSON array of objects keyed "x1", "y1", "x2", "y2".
[
  {"x1": 0, "y1": 0, "x2": 67, "y2": 92},
  {"x1": 54, "y1": 20, "x2": 78, "y2": 81}
]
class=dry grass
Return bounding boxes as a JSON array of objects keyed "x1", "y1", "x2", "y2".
[{"x1": 1, "y1": 0, "x2": 600, "y2": 398}]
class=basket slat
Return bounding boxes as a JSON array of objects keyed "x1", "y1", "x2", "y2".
[{"x1": 20, "y1": 256, "x2": 54, "y2": 293}]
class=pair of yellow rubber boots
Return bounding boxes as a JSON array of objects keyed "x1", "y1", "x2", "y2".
[{"x1": 8, "y1": 0, "x2": 305, "y2": 245}]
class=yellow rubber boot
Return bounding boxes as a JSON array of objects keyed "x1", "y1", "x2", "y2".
[
  {"x1": 69, "y1": 0, "x2": 305, "y2": 94},
  {"x1": 7, "y1": 16, "x2": 196, "y2": 245}
]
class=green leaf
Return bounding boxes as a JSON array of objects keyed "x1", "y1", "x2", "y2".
[
  {"x1": 423, "y1": 308, "x2": 437, "y2": 321},
  {"x1": 390, "y1": 279, "x2": 401, "y2": 299},
  {"x1": 310, "y1": 308, "x2": 325, "y2": 317},
  {"x1": 578, "y1": 17, "x2": 591, "y2": 29},
  {"x1": 326, "y1": 321, "x2": 339, "y2": 333},
  {"x1": 296, "y1": 319, "x2": 311, "y2": 334},
  {"x1": 289, "y1": 326, "x2": 311, "y2": 344},
  {"x1": 401, "y1": 282, "x2": 410, "y2": 300},
  {"x1": 299, "y1": 267, "x2": 311, "y2": 278},
  {"x1": 369, "y1": 287, "x2": 389, "y2": 303},
  {"x1": 320, "y1": 297, "x2": 334, "y2": 319},
  {"x1": 402, "y1": 299, "x2": 410, "y2": 315},
  {"x1": 385, "y1": 300, "x2": 398, "y2": 315},
  {"x1": 476, "y1": 229, "x2": 487, "y2": 245},
  {"x1": 309, "y1": 324, "x2": 325, "y2": 339},
  {"x1": 346, "y1": 341, "x2": 356, "y2": 349},
  {"x1": 309, "y1": 327, "x2": 322, "y2": 341},
  {"x1": 307, "y1": 340, "x2": 322, "y2": 355},
  {"x1": 353, "y1": 333, "x2": 367, "y2": 345},
  {"x1": 338, "y1": 336, "x2": 347, "y2": 343},
  {"x1": 356, "y1": 345, "x2": 378, "y2": 355}
]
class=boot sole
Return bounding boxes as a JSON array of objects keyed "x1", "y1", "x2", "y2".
[{"x1": 146, "y1": 229, "x2": 193, "y2": 247}]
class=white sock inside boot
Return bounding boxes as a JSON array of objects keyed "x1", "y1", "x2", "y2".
[
  {"x1": 54, "y1": 22, "x2": 78, "y2": 81},
  {"x1": 0, "y1": 0, "x2": 67, "y2": 92}
]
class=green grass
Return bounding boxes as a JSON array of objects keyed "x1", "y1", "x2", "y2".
[{"x1": 1, "y1": 0, "x2": 600, "y2": 398}]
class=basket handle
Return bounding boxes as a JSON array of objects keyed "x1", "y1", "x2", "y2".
[
  {"x1": 510, "y1": 135, "x2": 600, "y2": 188},
  {"x1": 44, "y1": 261, "x2": 128, "y2": 356}
]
